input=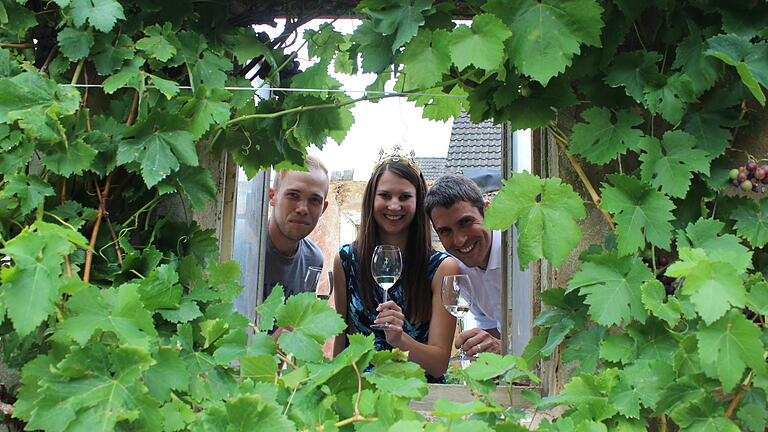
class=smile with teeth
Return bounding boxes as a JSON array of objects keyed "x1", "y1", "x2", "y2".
[
  {"x1": 456, "y1": 242, "x2": 475, "y2": 254},
  {"x1": 384, "y1": 214, "x2": 403, "y2": 220}
]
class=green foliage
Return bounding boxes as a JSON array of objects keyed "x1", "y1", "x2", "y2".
[
  {"x1": 485, "y1": 172, "x2": 585, "y2": 269},
  {"x1": 2, "y1": 0, "x2": 768, "y2": 430}
]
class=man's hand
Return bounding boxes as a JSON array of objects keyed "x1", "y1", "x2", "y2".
[{"x1": 455, "y1": 327, "x2": 500, "y2": 356}]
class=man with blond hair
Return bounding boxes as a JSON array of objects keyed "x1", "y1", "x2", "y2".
[{"x1": 264, "y1": 155, "x2": 330, "y2": 301}]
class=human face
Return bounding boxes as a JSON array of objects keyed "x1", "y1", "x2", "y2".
[
  {"x1": 269, "y1": 169, "x2": 329, "y2": 247},
  {"x1": 430, "y1": 200, "x2": 492, "y2": 269},
  {"x1": 372, "y1": 171, "x2": 417, "y2": 239}
]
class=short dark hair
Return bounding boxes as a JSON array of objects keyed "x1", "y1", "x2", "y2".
[{"x1": 425, "y1": 174, "x2": 485, "y2": 217}]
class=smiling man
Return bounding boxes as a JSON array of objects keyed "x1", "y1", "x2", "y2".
[
  {"x1": 264, "y1": 155, "x2": 330, "y2": 301},
  {"x1": 425, "y1": 174, "x2": 502, "y2": 355}
]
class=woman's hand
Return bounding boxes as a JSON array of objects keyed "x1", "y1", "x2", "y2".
[{"x1": 375, "y1": 300, "x2": 405, "y2": 347}]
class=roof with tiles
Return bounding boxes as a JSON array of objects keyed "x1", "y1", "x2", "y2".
[
  {"x1": 414, "y1": 157, "x2": 448, "y2": 182},
  {"x1": 446, "y1": 111, "x2": 502, "y2": 172}
]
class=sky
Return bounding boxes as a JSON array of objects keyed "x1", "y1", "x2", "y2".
[{"x1": 255, "y1": 19, "x2": 454, "y2": 180}]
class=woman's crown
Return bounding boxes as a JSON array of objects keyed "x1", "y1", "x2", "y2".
[{"x1": 373, "y1": 144, "x2": 421, "y2": 174}]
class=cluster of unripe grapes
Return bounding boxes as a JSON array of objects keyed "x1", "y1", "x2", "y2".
[{"x1": 728, "y1": 161, "x2": 768, "y2": 192}]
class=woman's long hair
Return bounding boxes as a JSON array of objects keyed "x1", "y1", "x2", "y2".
[{"x1": 356, "y1": 161, "x2": 432, "y2": 323}]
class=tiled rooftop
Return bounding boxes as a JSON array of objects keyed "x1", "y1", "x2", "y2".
[
  {"x1": 446, "y1": 111, "x2": 502, "y2": 172},
  {"x1": 414, "y1": 157, "x2": 448, "y2": 182}
]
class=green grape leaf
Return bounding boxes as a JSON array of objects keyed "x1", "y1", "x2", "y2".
[
  {"x1": 68, "y1": 0, "x2": 125, "y2": 32},
  {"x1": 562, "y1": 325, "x2": 606, "y2": 375},
  {"x1": 0, "y1": 223, "x2": 75, "y2": 335},
  {"x1": 640, "y1": 280, "x2": 682, "y2": 327},
  {"x1": 697, "y1": 310, "x2": 766, "y2": 391},
  {"x1": 239, "y1": 354, "x2": 279, "y2": 382},
  {"x1": 638, "y1": 131, "x2": 710, "y2": 198},
  {"x1": 618, "y1": 360, "x2": 674, "y2": 412},
  {"x1": 137, "y1": 264, "x2": 183, "y2": 310},
  {"x1": 643, "y1": 72, "x2": 697, "y2": 124},
  {"x1": 180, "y1": 87, "x2": 232, "y2": 139},
  {"x1": 59, "y1": 283, "x2": 158, "y2": 349},
  {"x1": 351, "y1": 21, "x2": 396, "y2": 73},
  {"x1": 91, "y1": 33, "x2": 135, "y2": 75},
  {"x1": 673, "y1": 30, "x2": 720, "y2": 96},
  {"x1": 600, "y1": 333, "x2": 636, "y2": 364},
  {"x1": 485, "y1": 172, "x2": 585, "y2": 269},
  {"x1": 604, "y1": 50, "x2": 663, "y2": 103},
  {"x1": 676, "y1": 218, "x2": 752, "y2": 271},
  {"x1": 365, "y1": 349, "x2": 429, "y2": 398},
  {"x1": 102, "y1": 58, "x2": 146, "y2": 93},
  {"x1": 736, "y1": 402, "x2": 768, "y2": 432},
  {"x1": 532, "y1": 309, "x2": 575, "y2": 356},
  {"x1": 147, "y1": 74, "x2": 179, "y2": 99},
  {"x1": 555, "y1": 373, "x2": 618, "y2": 421},
  {"x1": 144, "y1": 348, "x2": 190, "y2": 402},
  {"x1": 484, "y1": 0, "x2": 604, "y2": 85},
  {"x1": 118, "y1": 112, "x2": 197, "y2": 187},
  {"x1": 135, "y1": 24, "x2": 177, "y2": 62},
  {"x1": 363, "y1": 0, "x2": 431, "y2": 50},
  {"x1": 159, "y1": 165, "x2": 218, "y2": 211},
  {"x1": 0, "y1": 2, "x2": 37, "y2": 37},
  {"x1": 158, "y1": 297, "x2": 202, "y2": 323},
  {"x1": 201, "y1": 394, "x2": 293, "y2": 431},
  {"x1": 600, "y1": 174, "x2": 675, "y2": 255},
  {"x1": 304, "y1": 24, "x2": 345, "y2": 61},
  {"x1": 405, "y1": 84, "x2": 465, "y2": 122},
  {"x1": 671, "y1": 396, "x2": 741, "y2": 431},
  {"x1": 192, "y1": 51, "x2": 229, "y2": 89},
  {"x1": 57, "y1": 27, "x2": 94, "y2": 61},
  {"x1": 731, "y1": 198, "x2": 768, "y2": 248},
  {"x1": 276, "y1": 292, "x2": 346, "y2": 362},
  {"x1": 667, "y1": 248, "x2": 748, "y2": 325},
  {"x1": 0, "y1": 72, "x2": 81, "y2": 141},
  {"x1": 38, "y1": 346, "x2": 156, "y2": 432},
  {"x1": 3, "y1": 174, "x2": 53, "y2": 214},
  {"x1": 747, "y1": 276, "x2": 768, "y2": 315},
  {"x1": 608, "y1": 375, "x2": 642, "y2": 419},
  {"x1": 567, "y1": 251, "x2": 651, "y2": 326},
  {"x1": 399, "y1": 28, "x2": 451, "y2": 89},
  {"x1": 49, "y1": 201, "x2": 97, "y2": 231},
  {"x1": 449, "y1": 14, "x2": 510, "y2": 71},
  {"x1": 569, "y1": 107, "x2": 644, "y2": 165},
  {"x1": 42, "y1": 138, "x2": 98, "y2": 176},
  {"x1": 706, "y1": 34, "x2": 768, "y2": 106}
]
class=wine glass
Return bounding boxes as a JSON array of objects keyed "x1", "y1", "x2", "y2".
[
  {"x1": 442, "y1": 274, "x2": 474, "y2": 361},
  {"x1": 316, "y1": 270, "x2": 334, "y2": 301},
  {"x1": 370, "y1": 245, "x2": 402, "y2": 330},
  {"x1": 304, "y1": 266, "x2": 322, "y2": 295}
]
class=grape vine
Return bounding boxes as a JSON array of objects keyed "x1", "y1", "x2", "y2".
[{"x1": 0, "y1": 0, "x2": 767, "y2": 431}]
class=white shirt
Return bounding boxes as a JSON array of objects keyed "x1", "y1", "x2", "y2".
[{"x1": 456, "y1": 230, "x2": 502, "y2": 331}]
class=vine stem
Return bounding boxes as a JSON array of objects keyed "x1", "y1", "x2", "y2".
[
  {"x1": 725, "y1": 372, "x2": 754, "y2": 418},
  {"x1": 126, "y1": 90, "x2": 139, "y2": 126},
  {"x1": 70, "y1": 59, "x2": 85, "y2": 85},
  {"x1": 225, "y1": 74, "x2": 467, "y2": 128},
  {"x1": 83, "y1": 173, "x2": 113, "y2": 283},
  {"x1": 729, "y1": 100, "x2": 749, "y2": 146},
  {"x1": 60, "y1": 179, "x2": 73, "y2": 278},
  {"x1": 659, "y1": 413, "x2": 667, "y2": 432},
  {"x1": 547, "y1": 124, "x2": 616, "y2": 230},
  {"x1": 0, "y1": 43, "x2": 33, "y2": 48},
  {"x1": 351, "y1": 361, "x2": 362, "y2": 417}
]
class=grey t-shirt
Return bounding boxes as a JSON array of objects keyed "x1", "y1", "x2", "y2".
[{"x1": 263, "y1": 235, "x2": 323, "y2": 301}]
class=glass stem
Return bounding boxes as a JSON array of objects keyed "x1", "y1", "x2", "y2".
[
  {"x1": 382, "y1": 288, "x2": 388, "y2": 304},
  {"x1": 457, "y1": 317, "x2": 465, "y2": 354}
]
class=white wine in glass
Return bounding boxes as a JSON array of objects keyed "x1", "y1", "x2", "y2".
[
  {"x1": 442, "y1": 274, "x2": 474, "y2": 361},
  {"x1": 370, "y1": 245, "x2": 402, "y2": 330}
]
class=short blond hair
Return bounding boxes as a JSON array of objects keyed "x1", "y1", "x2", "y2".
[{"x1": 272, "y1": 154, "x2": 329, "y2": 192}]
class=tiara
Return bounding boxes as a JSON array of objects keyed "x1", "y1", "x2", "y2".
[{"x1": 373, "y1": 145, "x2": 422, "y2": 174}]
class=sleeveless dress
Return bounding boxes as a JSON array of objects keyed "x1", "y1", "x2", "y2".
[{"x1": 338, "y1": 243, "x2": 450, "y2": 383}]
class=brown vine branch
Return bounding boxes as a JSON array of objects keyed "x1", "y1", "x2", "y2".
[
  {"x1": 725, "y1": 373, "x2": 754, "y2": 418},
  {"x1": 83, "y1": 173, "x2": 113, "y2": 283},
  {"x1": 126, "y1": 90, "x2": 140, "y2": 126},
  {"x1": 547, "y1": 124, "x2": 616, "y2": 230},
  {"x1": 40, "y1": 45, "x2": 58, "y2": 74},
  {"x1": 728, "y1": 100, "x2": 749, "y2": 147},
  {"x1": 0, "y1": 43, "x2": 34, "y2": 49},
  {"x1": 60, "y1": 179, "x2": 73, "y2": 278}
]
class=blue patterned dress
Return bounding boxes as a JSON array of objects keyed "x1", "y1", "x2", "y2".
[{"x1": 338, "y1": 243, "x2": 450, "y2": 383}]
